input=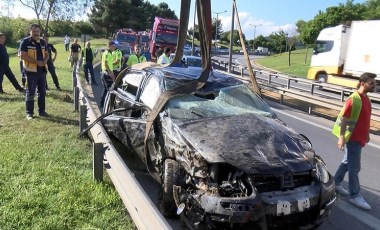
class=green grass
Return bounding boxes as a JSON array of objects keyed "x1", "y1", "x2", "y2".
[
  {"x1": 0, "y1": 37, "x2": 134, "y2": 229},
  {"x1": 255, "y1": 48, "x2": 313, "y2": 78}
]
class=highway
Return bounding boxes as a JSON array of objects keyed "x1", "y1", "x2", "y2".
[{"x1": 83, "y1": 64, "x2": 380, "y2": 229}]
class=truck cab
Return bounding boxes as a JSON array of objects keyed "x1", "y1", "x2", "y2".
[
  {"x1": 307, "y1": 25, "x2": 349, "y2": 83},
  {"x1": 149, "y1": 17, "x2": 180, "y2": 60}
]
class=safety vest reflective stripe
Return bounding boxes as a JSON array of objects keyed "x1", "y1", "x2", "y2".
[
  {"x1": 101, "y1": 50, "x2": 114, "y2": 72},
  {"x1": 332, "y1": 91, "x2": 362, "y2": 143}
]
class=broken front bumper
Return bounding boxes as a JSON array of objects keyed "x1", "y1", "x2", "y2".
[{"x1": 198, "y1": 181, "x2": 335, "y2": 228}]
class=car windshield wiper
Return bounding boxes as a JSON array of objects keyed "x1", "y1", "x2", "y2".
[{"x1": 191, "y1": 110, "x2": 204, "y2": 118}]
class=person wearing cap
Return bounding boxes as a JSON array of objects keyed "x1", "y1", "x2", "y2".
[
  {"x1": 127, "y1": 45, "x2": 147, "y2": 66},
  {"x1": 112, "y1": 44, "x2": 123, "y2": 76},
  {"x1": 43, "y1": 34, "x2": 61, "y2": 90},
  {"x1": 100, "y1": 41, "x2": 116, "y2": 108},
  {"x1": 0, "y1": 32, "x2": 25, "y2": 94},
  {"x1": 82, "y1": 41, "x2": 97, "y2": 85},
  {"x1": 157, "y1": 47, "x2": 171, "y2": 65}
]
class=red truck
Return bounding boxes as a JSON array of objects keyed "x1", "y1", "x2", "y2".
[
  {"x1": 149, "y1": 16, "x2": 180, "y2": 60},
  {"x1": 114, "y1": 28, "x2": 138, "y2": 48}
]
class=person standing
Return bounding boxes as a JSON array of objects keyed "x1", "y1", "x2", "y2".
[
  {"x1": 70, "y1": 38, "x2": 81, "y2": 69},
  {"x1": 20, "y1": 24, "x2": 49, "y2": 119},
  {"x1": 332, "y1": 72, "x2": 376, "y2": 210},
  {"x1": 112, "y1": 45, "x2": 123, "y2": 76},
  {"x1": 100, "y1": 41, "x2": 116, "y2": 108},
  {"x1": 0, "y1": 32, "x2": 25, "y2": 94},
  {"x1": 43, "y1": 34, "x2": 61, "y2": 90},
  {"x1": 64, "y1": 34, "x2": 70, "y2": 52},
  {"x1": 127, "y1": 45, "x2": 147, "y2": 66},
  {"x1": 157, "y1": 47, "x2": 171, "y2": 65},
  {"x1": 18, "y1": 47, "x2": 26, "y2": 88},
  {"x1": 82, "y1": 41, "x2": 97, "y2": 85}
]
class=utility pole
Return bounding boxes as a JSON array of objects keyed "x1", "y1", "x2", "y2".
[
  {"x1": 212, "y1": 10, "x2": 227, "y2": 51},
  {"x1": 191, "y1": 1, "x2": 197, "y2": 56},
  {"x1": 249, "y1": 23, "x2": 262, "y2": 52},
  {"x1": 228, "y1": 2, "x2": 234, "y2": 73}
]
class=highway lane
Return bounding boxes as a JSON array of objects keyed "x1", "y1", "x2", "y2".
[
  {"x1": 84, "y1": 66, "x2": 380, "y2": 230},
  {"x1": 213, "y1": 54, "x2": 380, "y2": 111}
]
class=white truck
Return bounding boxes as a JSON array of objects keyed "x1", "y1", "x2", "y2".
[{"x1": 307, "y1": 20, "x2": 380, "y2": 88}]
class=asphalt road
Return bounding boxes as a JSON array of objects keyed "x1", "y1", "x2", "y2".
[{"x1": 84, "y1": 65, "x2": 380, "y2": 230}]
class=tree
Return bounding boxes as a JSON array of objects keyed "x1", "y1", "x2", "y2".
[
  {"x1": 220, "y1": 30, "x2": 245, "y2": 46},
  {"x1": 188, "y1": 24, "x2": 200, "y2": 41},
  {"x1": 212, "y1": 17, "x2": 222, "y2": 41},
  {"x1": 17, "y1": 0, "x2": 91, "y2": 33},
  {"x1": 88, "y1": 0, "x2": 177, "y2": 37},
  {"x1": 286, "y1": 28, "x2": 298, "y2": 66}
]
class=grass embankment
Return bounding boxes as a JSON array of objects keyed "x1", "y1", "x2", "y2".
[
  {"x1": 255, "y1": 48, "x2": 313, "y2": 78},
  {"x1": 0, "y1": 37, "x2": 134, "y2": 229}
]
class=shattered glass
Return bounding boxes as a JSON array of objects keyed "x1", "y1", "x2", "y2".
[{"x1": 166, "y1": 85, "x2": 274, "y2": 119}]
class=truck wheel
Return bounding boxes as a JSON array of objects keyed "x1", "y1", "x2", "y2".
[
  {"x1": 161, "y1": 159, "x2": 179, "y2": 217},
  {"x1": 316, "y1": 73, "x2": 328, "y2": 89}
]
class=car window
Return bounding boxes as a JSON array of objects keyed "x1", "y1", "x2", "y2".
[
  {"x1": 140, "y1": 76, "x2": 162, "y2": 109},
  {"x1": 166, "y1": 84, "x2": 274, "y2": 119},
  {"x1": 121, "y1": 71, "x2": 145, "y2": 97},
  {"x1": 186, "y1": 57, "x2": 202, "y2": 67}
]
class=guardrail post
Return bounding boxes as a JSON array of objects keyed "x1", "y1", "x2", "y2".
[
  {"x1": 93, "y1": 142, "x2": 104, "y2": 182},
  {"x1": 311, "y1": 84, "x2": 315, "y2": 95},
  {"x1": 79, "y1": 105, "x2": 88, "y2": 132},
  {"x1": 287, "y1": 79, "x2": 291, "y2": 89},
  {"x1": 241, "y1": 68, "x2": 244, "y2": 77},
  {"x1": 268, "y1": 74, "x2": 272, "y2": 84},
  {"x1": 308, "y1": 105, "x2": 312, "y2": 114},
  {"x1": 280, "y1": 93, "x2": 284, "y2": 104},
  {"x1": 74, "y1": 87, "x2": 79, "y2": 112},
  {"x1": 340, "y1": 90, "x2": 345, "y2": 102},
  {"x1": 72, "y1": 71, "x2": 77, "y2": 90}
]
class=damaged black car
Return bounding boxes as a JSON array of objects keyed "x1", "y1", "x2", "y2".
[{"x1": 101, "y1": 64, "x2": 336, "y2": 229}]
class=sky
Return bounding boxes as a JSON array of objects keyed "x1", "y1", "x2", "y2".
[{"x1": 2, "y1": 0, "x2": 367, "y2": 39}]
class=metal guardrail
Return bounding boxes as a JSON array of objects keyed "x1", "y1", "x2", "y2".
[
  {"x1": 72, "y1": 68, "x2": 172, "y2": 230},
  {"x1": 211, "y1": 59, "x2": 380, "y2": 122}
]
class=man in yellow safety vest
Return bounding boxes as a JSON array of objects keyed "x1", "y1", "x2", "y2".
[{"x1": 332, "y1": 72, "x2": 376, "y2": 210}]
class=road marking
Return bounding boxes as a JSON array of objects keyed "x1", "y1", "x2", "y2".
[
  {"x1": 271, "y1": 107, "x2": 380, "y2": 150},
  {"x1": 336, "y1": 199, "x2": 380, "y2": 230}
]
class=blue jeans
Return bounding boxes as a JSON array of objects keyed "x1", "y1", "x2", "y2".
[
  {"x1": 84, "y1": 62, "x2": 96, "y2": 84},
  {"x1": 26, "y1": 71, "x2": 46, "y2": 115},
  {"x1": 334, "y1": 141, "x2": 362, "y2": 198}
]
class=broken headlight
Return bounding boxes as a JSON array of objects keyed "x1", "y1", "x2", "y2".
[{"x1": 315, "y1": 157, "x2": 330, "y2": 184}]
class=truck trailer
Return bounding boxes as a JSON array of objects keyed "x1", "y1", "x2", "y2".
[{"x1": 307, "y1": 20, "x2": 380, "y2": 88}]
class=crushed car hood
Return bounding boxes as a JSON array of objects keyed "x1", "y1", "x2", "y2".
[{"x1": 171, "y1": 113, "x2": 315, "y2": 174}]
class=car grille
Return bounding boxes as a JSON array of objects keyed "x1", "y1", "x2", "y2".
[{"x1": 252, "y1": 171, "x2": 313, "y2": 193}]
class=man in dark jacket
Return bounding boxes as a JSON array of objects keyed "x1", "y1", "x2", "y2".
[
  {"x1": 0, "y1": 32, "x2": 25, "y2": 94},
  {"x1": 82, "y1": 41, "x2": 97, "y2": 84},
  {"x1": 43, "y1": 34, "x2": 61, "y2": 90}
]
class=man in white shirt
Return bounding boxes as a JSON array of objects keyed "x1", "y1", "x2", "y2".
[{"x1": 64, "y1": 34, "x2": 70, "y2": 52}]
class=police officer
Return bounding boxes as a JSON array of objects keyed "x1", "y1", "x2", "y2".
[
  {"x1": 157, "y1": 47, "x2": 171, "y2": 65},
  {"x1": 0, "y1": 32, "x2": 25, "y2": 94},
  {"x1": 20, "y1": 24, "x2": 49, "y2": 119},
  {"x1": 82, "y1": 41, "x2": 97, "y2": 85},
  {"x1": 43, "y1": 34, "x2": 61, "y2": 90},
  {"x1": 127, "y1": 45, "x2": 147, "y2": 66},
  {"x1": 100, "y1": 41, "x2": 116, "y2": 108},
  {"x1": 112, "y1": 45, "x2": 123, "y2": 76}
]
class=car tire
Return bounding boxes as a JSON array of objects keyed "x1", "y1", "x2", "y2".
[
  {"x1": 161, "y1": 159, "x2": 179, "y2": 217},
  {"x1": 316, "y1": 73, "x2": 327, "y2": 90}
]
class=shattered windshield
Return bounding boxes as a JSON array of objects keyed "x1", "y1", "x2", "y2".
[{"x1": 166, "y1": 85, "x2": 274, "y2": 119}]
